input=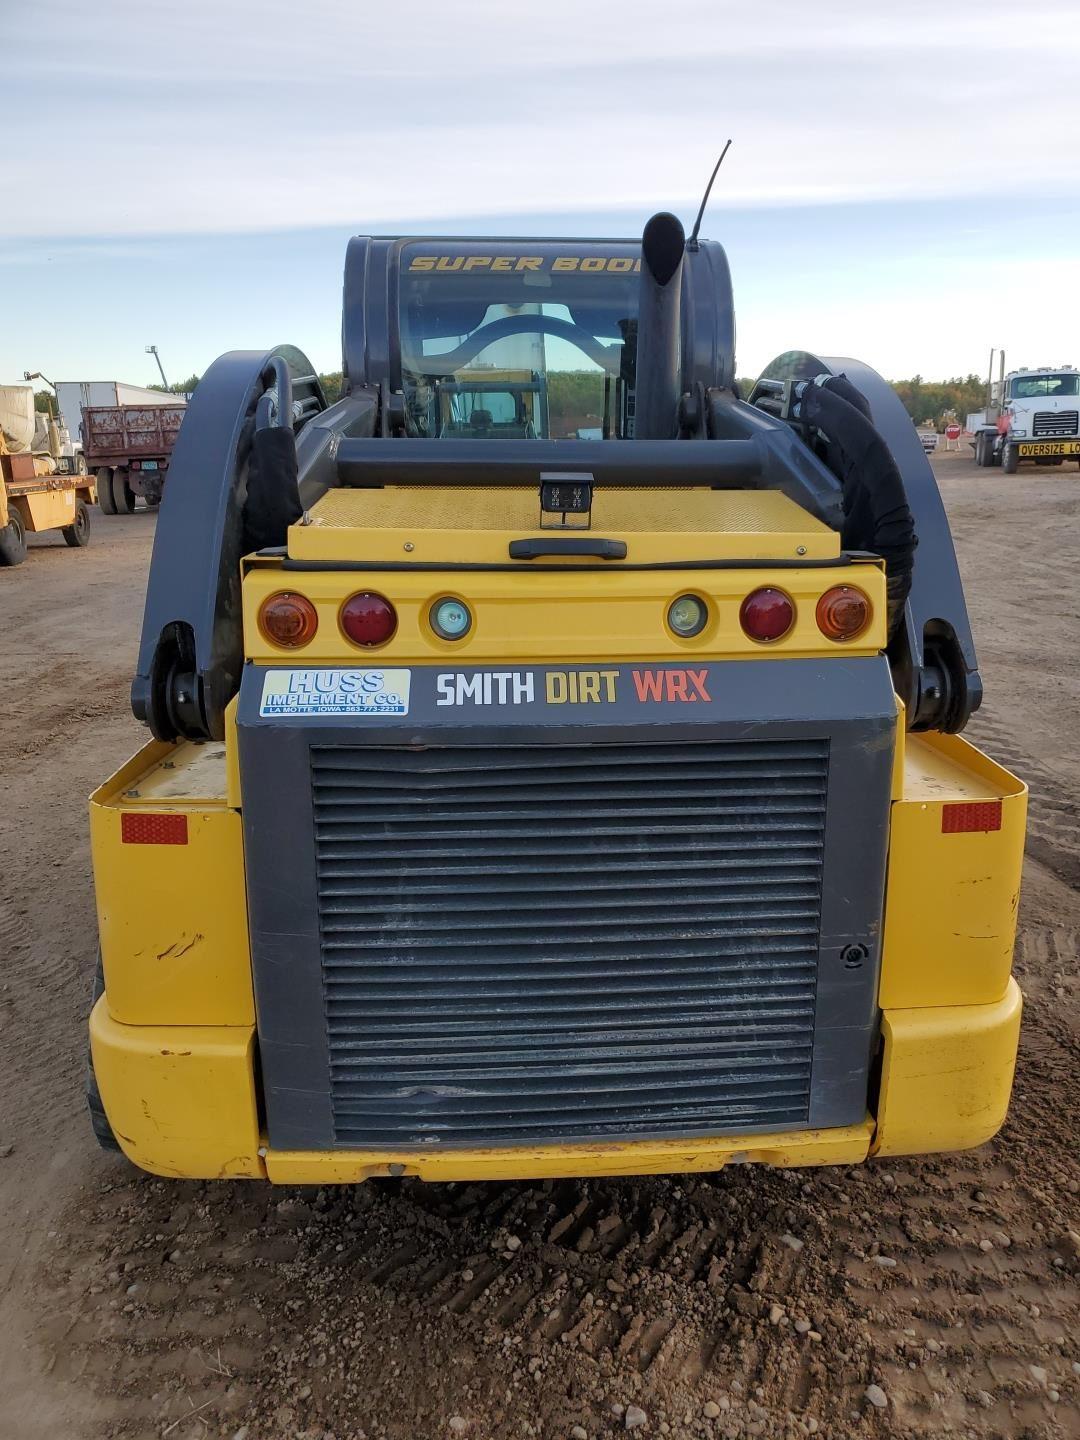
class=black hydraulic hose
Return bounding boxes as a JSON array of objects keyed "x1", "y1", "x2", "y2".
[
  {"x1": 242, "y1": 421, "x2": 302, "y2": 554},
  {"x1": 797, "y1": 377, "x2": 917, "y2": 637}
]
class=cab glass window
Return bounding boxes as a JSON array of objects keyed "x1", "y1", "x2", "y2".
[
  {"x1": 1008, "y1": 373, "x2": 1079, "y2": 399},
  {"x1": 398, "y1": 243, "x2": 641, "y2": 438}
]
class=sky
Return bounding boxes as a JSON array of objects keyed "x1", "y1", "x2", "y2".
[{"x1": 2, "y1": 0, "x2": 1079, "y2": 387}]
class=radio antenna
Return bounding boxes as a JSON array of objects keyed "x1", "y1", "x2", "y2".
[{"x1": 687, "y1": 140, "x2": 733, "y2": 251}]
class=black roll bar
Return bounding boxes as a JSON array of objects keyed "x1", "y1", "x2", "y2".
[{"x1": 333, "y1": 437, "x2": 764, "y2": 488}]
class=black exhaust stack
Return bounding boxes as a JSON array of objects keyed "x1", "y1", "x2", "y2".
[{"x1": 633, "y1": 211, "x2": 686, "y2": 439}]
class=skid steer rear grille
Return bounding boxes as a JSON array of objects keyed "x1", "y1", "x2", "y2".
[{"x1": 310, "y1": 740, "x2": 829, "y2": 1147}]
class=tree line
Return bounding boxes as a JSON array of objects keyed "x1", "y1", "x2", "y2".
[
  {"x1": 323, "y1": 369, "x2": 990, "y2": 430},
  {"x1": 88, "y1": 368, "x2": 988, "y2": 432},
  {"x1": 734, "y1": 374, "x2": 986, "y2": 430},
  {"x1": 887, "y1": 374, "x2": 986, "y2": 429}
]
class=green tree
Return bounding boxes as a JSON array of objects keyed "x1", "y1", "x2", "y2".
[
  {"x1": 319, "y1": 372, "x2": 343, "y2": 405},
  {"x1": 891, "y1": 374, "x2": 984, "y2": 429},
  {"x1": 545, "y1": 371, "x2": 607, "y2": 433},
  {"x1": 149, "y1": 374, "x2": 200, "y2": 396},
  {"x1": 128, "y1": 366, "x2": 991, "y2": 433}
]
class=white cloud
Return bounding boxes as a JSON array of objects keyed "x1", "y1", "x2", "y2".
[
  {"x1": 3, "y1": 0, "x2": 1080, "y2": 237},
  {"x1": 738, "y1": 253, "x2": 1080, "y2": 380}
]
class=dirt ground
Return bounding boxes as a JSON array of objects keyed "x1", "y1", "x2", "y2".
[{"x1": 1, "y1": 451, "x2": 1077, "y2": 1440}]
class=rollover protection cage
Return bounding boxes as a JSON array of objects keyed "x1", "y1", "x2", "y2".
[{"x1": 133, "y1": 215, "x2": 978, "y2": 745}]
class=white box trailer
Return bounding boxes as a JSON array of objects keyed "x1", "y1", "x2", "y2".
[{"x1": 55, "y1": 382, "x2": 181, "y2": 448}]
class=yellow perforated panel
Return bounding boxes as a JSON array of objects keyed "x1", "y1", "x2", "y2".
[{"x1": 292, "y1": 487, "x2": 837, "y2": 563}]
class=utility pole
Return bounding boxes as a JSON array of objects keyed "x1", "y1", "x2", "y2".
[{"x1": 145, "y1": 345, "x2": 170, "y2": 391}]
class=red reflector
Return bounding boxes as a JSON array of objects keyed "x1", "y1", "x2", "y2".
[
  {"x1": 121, "y1": 812, "x2": 189, "y2": 845},
  {"x1": 941, "y1": 801, "x2": 1002, "y2": 834}
]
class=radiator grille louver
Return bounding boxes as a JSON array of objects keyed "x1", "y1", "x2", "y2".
[
  {"x1": 1032, "y1": 410, "x2": 1078, "y2": 437},
  {"x1": 311, "y1": 741, "x2": 828, "y2": 1147}
]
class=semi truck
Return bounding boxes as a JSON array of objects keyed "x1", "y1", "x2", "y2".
[
  {"x1": 970, "y1": 349, "x2": 1080, "y2": 473},
  {"x1": 83, "y1": 401, "x2": 187, "y2": 514},
  {"x1": 1, "y1": 385, "x2": 94, "y2": 566},
  {"x1": 86, "y1": 214, "x2": 1026, "y2": 1184}
]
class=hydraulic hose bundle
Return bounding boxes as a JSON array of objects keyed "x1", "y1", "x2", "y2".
[{"x1": 793, "y1": 374, "x2": 917, "y2": 638}]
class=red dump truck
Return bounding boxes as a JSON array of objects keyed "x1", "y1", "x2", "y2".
[{"x1": 83, "y1": 403, "x2": 186, "y2": 515}]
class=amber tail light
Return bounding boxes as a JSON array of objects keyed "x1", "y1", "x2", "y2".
[
  {"x1": 258, "y1": 592, "x2": 318, "y2": 648},
  {"x1": 816, "y1": 586, "x2": 871, "y2": 642}
]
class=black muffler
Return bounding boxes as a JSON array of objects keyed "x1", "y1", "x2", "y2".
[{"x1": 633, "y1": 212, "x2": 685, "y2": 439}]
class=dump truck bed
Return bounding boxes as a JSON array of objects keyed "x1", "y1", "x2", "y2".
[{"x1": 82, "y1": 403, "x2": 186, "y2": 463}]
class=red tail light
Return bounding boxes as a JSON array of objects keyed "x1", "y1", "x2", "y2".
[
  {"x1": 340, "y1": 592, "x2": 397, "y2": 647},
  {"x1": 740, "y1": 587, "x2": 795, "y2": 643}
]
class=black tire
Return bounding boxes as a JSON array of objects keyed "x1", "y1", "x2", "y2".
[
  {"x1": 0, "y1": 508, "x2": 27, "y2": 566},
  {"x1": 97, "y1": 466, "x2": 117, "y2": 514},
  {"x1": 87, "y1": 1070, "x2": 120, "y2": 1152},
  {"x1": 1048, "y1": 458, "x2": 1064, "y2": 467},
  {"x1": 975, "y1": 432, "x2": 993, "y2": 467},
  {"x1": 1003, "y1": 443, "x2": 1020, "y2": 475},
  {"x1": 112, "y1": 469, "x2": 136, "y2": 514},
  {"x1": 62, "y1": 498, "x2": 91, "y2": 548},
  {"x1": 86, "y1": 955, "x2": 121, "y2": 1153}
]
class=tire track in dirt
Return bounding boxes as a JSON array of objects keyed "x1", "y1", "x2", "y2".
[
  {"x1": 17, "y1": 470, "x2": 1080, "y2": 1439},
  {"x1": 35, "y1": 1166, "x2": 846, "y2": 1438},
  {"x1": 966, "y1": 707, "x2": 1080, "y2": 892},
  {"x1": 36, "y1": 1106, "x2": 1080, "y2": 1440},
  {"x1": 0, "y1": 655, "x2": 134, "y2": 1146},
  {"x1": 35, "y1": 841, "x2": 1080, "y2": 1438}
]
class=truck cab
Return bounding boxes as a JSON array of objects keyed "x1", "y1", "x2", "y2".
[{"x1": 973, "y1": 364, "x2": 1080, "y2": 472}]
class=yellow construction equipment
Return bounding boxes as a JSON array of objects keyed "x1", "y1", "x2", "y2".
[
  {"x1": 87, "y1": 215, "x2": 1026, "y2": 1181},
  {"x1": 1, "y1": 384, "x2": 93, "y2": 563}
]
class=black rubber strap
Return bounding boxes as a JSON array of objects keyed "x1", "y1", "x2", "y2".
[
  {"x1": 279, "y1": 552, "x2": 873, "y2": 574},
  {"x1": 508, "y1": 537, "x2": 628, "y2": 560}
]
